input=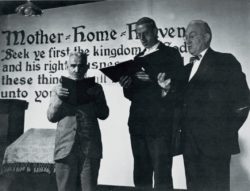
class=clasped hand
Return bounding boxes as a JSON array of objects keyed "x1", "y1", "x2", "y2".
[
  {"x1": 119, "y1": 71, "x2": 151, "y2": 88},
  {"x1": 119, "y1": 72, "x2": 171, "y2": 92},
  {"x1": 119, "y1": 76, "x2": 132, "y2": 88},
  {"x1": 135, "y1": 71, "x2": 151, "y2": 81}
]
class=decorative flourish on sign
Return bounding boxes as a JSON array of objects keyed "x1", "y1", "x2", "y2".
[
  {"x1": 65, "y1": 35, "x2": 71, "y2": 40},
  {"x1": 120, "y1": 31, "x2": 126, "y2": 37}
]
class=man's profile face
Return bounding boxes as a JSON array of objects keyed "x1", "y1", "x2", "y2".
[
  {"x1": 68, "y1": 54, "x2": 88, "y2": 80},
  {"x1": 185, "y1": 24, "x2": 209, "y2": 56},
  {"x1": 136, "y1": 23, "x2": 158, "y2": 49}
]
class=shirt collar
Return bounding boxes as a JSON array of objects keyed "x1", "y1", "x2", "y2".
[
  {"x1": 199, "y1": 48, "x2": 208, "y2": 60},
  {"x1": 146, "y1": 41, "x2": 160, "y2": 52}
]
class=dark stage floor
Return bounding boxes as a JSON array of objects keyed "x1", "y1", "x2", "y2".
[{"x1": 0, "y1": 173, "x2": 186, "y2": 191}]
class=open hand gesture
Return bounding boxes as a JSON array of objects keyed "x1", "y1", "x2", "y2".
[{"x1": 157, "y1": 72, "x2": 171, "y2": 91}]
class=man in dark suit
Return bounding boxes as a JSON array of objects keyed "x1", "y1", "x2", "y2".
[
  {"x1": 119, "y1": 17, "x2": 183, "y2": 191},
  {"x1": 47, "y1": 52, "x2": 109, "y2": 191},
  {"x1": 182, "y1": 20, "x2": 250, "y2": 191}
]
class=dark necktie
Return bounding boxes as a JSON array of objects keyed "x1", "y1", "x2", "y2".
[
  {"x1": 189, "y1": 55, "x2": 201, "y2": 64},
  {"x1": 187, "y1": 54, "x2": 202, "y2": 81},
  {"x1": 138, "y1": 49, "x2": 146, "y2": 57}
]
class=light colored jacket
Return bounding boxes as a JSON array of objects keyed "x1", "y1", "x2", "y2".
[{"x1": 47, "y1": 83, "x2": 109, "y2": 160}]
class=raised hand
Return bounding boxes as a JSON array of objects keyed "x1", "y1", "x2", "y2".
[{"x1": 157, "y1": 72, "x2": 171, "y2": 91}]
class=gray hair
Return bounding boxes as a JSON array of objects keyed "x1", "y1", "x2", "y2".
[{"x1": 189, "y1": 20, "x2": 212, "y2": 45}]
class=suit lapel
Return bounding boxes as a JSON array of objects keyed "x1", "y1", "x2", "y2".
[
  {"x1": 188, "y1": 48, "x2": 214, "y2": 85},
  {"x1": 157, "y1": 42, "x2": 165, "y2": 51}
]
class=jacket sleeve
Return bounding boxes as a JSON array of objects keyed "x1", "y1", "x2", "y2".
[
  {"x1": 47, "y1": 86, "x2": 65, "y2": 123},
  {"x1": 123, "y1": 77, "x2": 154, "y2": 101},
  {"x1": 123, "y1": 80, "x2": 136, "y2": 101},
  {"x1": 226, "y1": 55, "x2": 250, "y2": 108},
  {"x1": 220, "y1": 54, "x2": 250, "y2": 131},
  {"x1": 92, "y1": 84, "x2": 109, "y2": 120},
  {"x1": 165, "y1": 48, "x2": 185, "y2": 103}
]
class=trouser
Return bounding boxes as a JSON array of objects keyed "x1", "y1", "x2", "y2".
[
  {"x1": 183, "y1": 131, "x2": 231, "y2": 191},
  {"x1": 183, "y1": 153, "x2": 231, "y2": 191},
  {"x1": 55, "y1": 150, "x2": 100, "y2": 191},
  {"x1": 130, "y1": 135, "x2": 173, "y2": 191}
]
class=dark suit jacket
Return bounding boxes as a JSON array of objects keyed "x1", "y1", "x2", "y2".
[
  {"x1": 47, "y1": 83, "x2": 109, "y2": 160},
  {"x1": 182, "y1": 48, "x2": 250, "y2": 157},
  {"x1": 123, "y1": 42, "x2": 183, "y2": 137}
]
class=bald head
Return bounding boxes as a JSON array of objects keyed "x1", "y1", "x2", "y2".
[
  {"x1": 67, "y1": 51, "x2": 88, "y2": 80},
  {"x1": 185, "y1": 20, "x2": 212, "y2": 56},
  {"x1": 189, "y1": 20, "x2": 212, "y2": 43}
]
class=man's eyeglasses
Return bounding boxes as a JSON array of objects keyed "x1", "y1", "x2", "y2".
[{"x1": 184, "y1": 33, "x2": 202, "y2": 42}]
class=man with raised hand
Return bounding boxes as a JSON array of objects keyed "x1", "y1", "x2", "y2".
[{"x1": 182, "y1": 20, "x2": 250, "y2": 191}]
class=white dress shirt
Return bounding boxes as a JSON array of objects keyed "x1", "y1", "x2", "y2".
[
  {"x1": 141, "y1": 42, "x2": 160, "y2": 57},
  {"x1": 189, "y1": 48, "x2": 208, "y2": 81}
]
